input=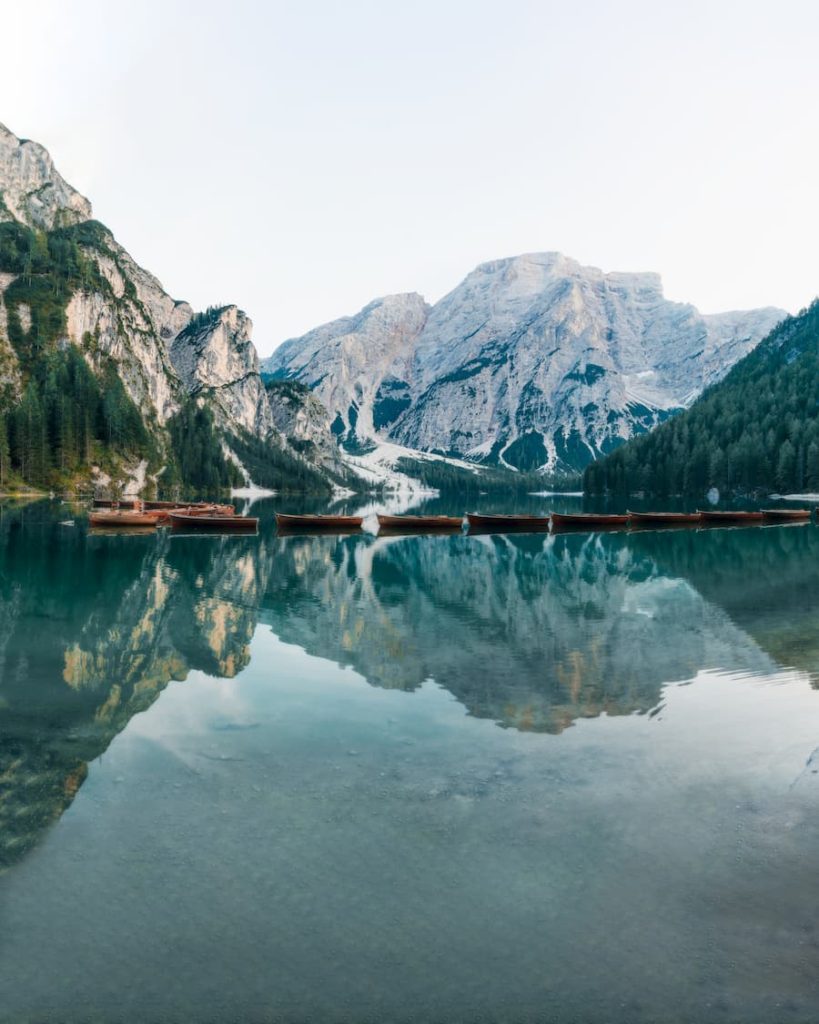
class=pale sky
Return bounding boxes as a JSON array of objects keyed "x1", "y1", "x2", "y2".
[{"x1": 2, "y1": 0, "x2": 817, "y2": 355}]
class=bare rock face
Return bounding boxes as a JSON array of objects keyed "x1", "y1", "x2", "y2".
[
  {"x1": 63, "y1": 277, "x2": 188, "y2": 425},
  {"x1": 0, "y1": 123, "x2": 92, "y2": 229},
  {"x1": 264, "y1": 378, "x2": 345, "y2": 472},
  {"x1": 264, "y1": 254, "x2": 785, "y2": 472},
  {"x1": 267, "y1": 293, "x2": 429, "y2": 449},
  {"x1": 169, "y1": 306, "x2": 273, "y2": 437},
  {"x1": 0, "y1": 122, "x2": 282, "y2": 484}
]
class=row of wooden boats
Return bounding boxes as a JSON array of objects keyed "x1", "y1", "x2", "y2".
[
  {"x1": 274, "y1": 508, "x2": 815, "y2": 534},
  {"x1": 90, "y1": 500, "x2": 259, "y2": 532},
  {"x1": 87, "y1": 502, "x2": 814, "y2": 535}
]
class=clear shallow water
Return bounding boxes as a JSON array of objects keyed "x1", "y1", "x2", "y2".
[{"x1": 1, "y1": 502, "x2": 819, "y2": 1022}]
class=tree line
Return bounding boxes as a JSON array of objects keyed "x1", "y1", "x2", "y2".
[
  {"x1": 584, "y1": 301, "x2": 819, "y2": 496},
  {"x1": 0, "y1": 347, "x2": 151, "y2": 488},
  {"x1": 164, "y1": 402, "x2": 244, "y2": 495}
]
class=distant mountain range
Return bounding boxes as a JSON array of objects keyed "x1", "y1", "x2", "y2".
[{"x1": 263, "y1": 254, "x2": 784, "y2": 473}]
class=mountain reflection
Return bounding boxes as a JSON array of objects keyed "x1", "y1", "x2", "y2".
[
  {"x1": 260, "y1": 530, "x2": 777, "y2": 732},
  {"x1": 2, "y1": 503, "x2": 819, "y2": 870},
  {"x1": 0, "y1": 507, "x2": 269, "y2": 872}
]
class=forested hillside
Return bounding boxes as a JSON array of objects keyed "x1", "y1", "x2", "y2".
[
  {"x1": 0, "y1": 220, "x2": 157, "y2": 489},
  {"x1": 0, "y1": 123, "x2": 343, "y2": 497},
  {"x1": 584, "y1": 302, "x2": 819, "y2": 496}
]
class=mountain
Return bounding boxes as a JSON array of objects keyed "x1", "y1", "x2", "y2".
[
  {"x1": 263, "y1": 253, "x2": 784, "y2": 473},
  {"x1": 584, "y1": 300, "x2": 819, "y2": 496},
  {"x1": 0, "y1": 123, "x2": 330, "y2": 495}
]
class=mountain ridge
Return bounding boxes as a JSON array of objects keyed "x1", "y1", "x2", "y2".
[{"x1": 263, "y1": 251, "x2": 784, "y2": 472}]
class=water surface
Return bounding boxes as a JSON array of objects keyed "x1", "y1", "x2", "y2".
[{"x1": 1, "y1": 501, "x2": 819, "y2": 1022}]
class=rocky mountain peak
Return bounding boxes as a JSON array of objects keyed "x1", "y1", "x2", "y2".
[
  {"x1": 264, "y1": 252, "x2": 786, "y2": 472},
  {"x1": 169, "y1": 305, "x2": 273, "y2": 437},
  {"x1": 0, "y1": 122, "x2": 92, "y2": 229}
]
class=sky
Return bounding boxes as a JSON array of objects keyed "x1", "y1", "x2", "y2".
[{"x1": 2, "y1": 0, "x2": 818, "y2": 356}]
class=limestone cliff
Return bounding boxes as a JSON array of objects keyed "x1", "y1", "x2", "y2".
[{"x1": 0, "y1": 122, "x2": 316, "y2": 491}]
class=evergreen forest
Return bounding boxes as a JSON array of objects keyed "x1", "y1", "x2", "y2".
[{"x1": 585, "y1": 302, "x2": 819, "y2": 496}]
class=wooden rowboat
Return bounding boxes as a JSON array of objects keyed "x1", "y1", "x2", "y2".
[
  {"x1": 89, "y1": 510, "x2": 162, "y2": 528},
  {"x1": 93, "y1": 499, "x2": 140, "y2": 509},
  {"x1": 89, "y1": 525, "x2": 157, "y2": 536},
  {"x1": 628, "y1": 511, "x2": 702, "y2": 524},
  {"x1": 465, "y1": 513, "x2": 550, "y2": 531},
  {"x1": 550, "y1": 512, "x2": 629, "y2": 528},
  {"x1": 698, "y1": 510, "x2": 764, "y2": 522},
  {"x1": 169, "y1": 512, "x2": 258, "y2": 532},
  {"x1": 377, "y1": 514, "x2": 463, "y2": 530},
  {"x1": 176, "y1": 503, "x2": 235, "y2": 517},
  {"x1": 143, "y1": 499, "x2": 185, "y2": 510},
  {"x1": 275, "y1": 513, "x2": 363, "y2": 530},
  {"x1": 760, "y1": 508, "x2": 812, "y2": 520}
]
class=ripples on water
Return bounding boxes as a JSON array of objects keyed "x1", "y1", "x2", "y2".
[{"x1": 1, "y1": 500, "x2": 819, "y2": 1023}]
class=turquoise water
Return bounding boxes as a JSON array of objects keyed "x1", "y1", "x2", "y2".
[{"x1": 1, "y1": 501, "x2": 819, "y2": 1022}]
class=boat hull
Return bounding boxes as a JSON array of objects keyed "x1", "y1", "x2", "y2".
[
  {"x1": 628, "y1": 511, "x2": 702, "y2": 524},
  {"x1": 465, "y1": 514, "x2": 550, "y2": 532},
  {"x1": 550, "y1": 513, "x2": 629, "y2": 528},
  {"x1": 169, "y1": 513, "x2": 258, "y2": 532},
  {"x1": 88, "y1": 525, "x2": 157, "y2": 536},
  {"x1": 760, "y1": 508, "x2": 812, "y2": 520},
  {"x1": 276, "y1": 513, "x2": 363, "y2": 530},
  {"x1": 175, "y1": 504, "x2": 235, "y2": 517},
  {"x1": 698, "y1": 510, "x2": 764, "y2": 522},
  {"x1": 377, "y1": 515, "x2": 463, "y2": 530},
  {"x1": 92, "y1": 499, "x2": 140, "y2": 510},
  {"x1": 89, "y1": 511, "x2": 161, "y2": 528}
]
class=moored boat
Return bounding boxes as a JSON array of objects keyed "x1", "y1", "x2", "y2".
[
  {"x1": 176, "y1": 503, "x2": 235, "y2": 517},
  {"x1": 760, "y1": 508, "x2": 813, "y2": 520},
  {"x1": 698, "y1": 510, "x2": 764, "y2": 523},
  {"x1": 169, "y1": 512, "x2": 258, "y2": 532},
  {"x1": 88, "y1": 525, "x2": 157, "y2": 536},
  {"x1": 465, "y1": 513, "x2": 550, "y2": 531},
  {"x1": 627, "y1": 511, "x2": 702, "y2": 524},
  {"x1": 275, "y1": 513, "x2": 364, "y2": 530},
  {"x1": 550, "y1": 512, "x2": 629, "y2": 528},
  {"x1": 377, "y1": 514, "x2": 463, "y2": 531},
  {"x1": 93, "y1": 498, "x2": 140, "y2": 509},
  {"x1": 89, "y1": 510, "x2": 163, "y2": 528}
]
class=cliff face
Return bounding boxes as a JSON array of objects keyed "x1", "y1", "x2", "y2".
[
  {"x1": 264, "y1": 254, "x2": 785, "y2": 472},
  {"x1": 264, "y1": 378, "x2": 348, "y2": 473},
  {"x1": 0, "y1": 123, "x2": 91, "y2": 229},
  {"x1": 0, "y1": 122, "x2": 313, "y2": 491},
  {"x1": 169, "y1": 306, "x2": 274, "y2": 437},
  {"x1": 267, "y1": 293, "x2": 429, "y2": 451}
]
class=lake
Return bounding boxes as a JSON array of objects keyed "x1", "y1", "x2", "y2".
[{"x1": 1, "y1": 499, "x2": 819, "y2": 1023}]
